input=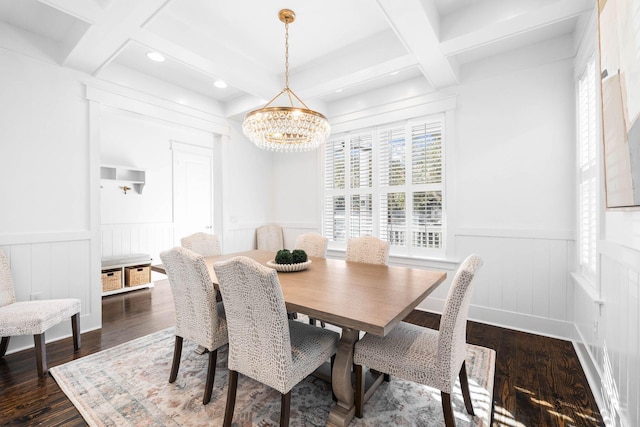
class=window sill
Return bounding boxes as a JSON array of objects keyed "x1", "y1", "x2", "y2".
[{"x1": 326, "y1": 248, "x2": 459, "y2": 270}]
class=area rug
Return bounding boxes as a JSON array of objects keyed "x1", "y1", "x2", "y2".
[{"x1": 50, "y1": 327, "x2": 495, "y2": 426}]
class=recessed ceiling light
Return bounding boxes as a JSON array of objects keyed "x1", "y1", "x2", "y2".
[
  {"x1": 335, "y1": 88, "x2": 343, "y2": 93},
  {"x1": 390, "y1": 71, "x2": 399, "y2": 76},
  {"x1": 146, "y1": 51, "x2": 165, "y2": 62},
  {"x1": 214, "y1": 80, "x2": 228, "y2": 89}
]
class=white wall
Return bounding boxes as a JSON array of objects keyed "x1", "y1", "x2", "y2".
[
  {"x1": 271, "y1": 36, "x2": 578, "y2": 339},
  {"x1": 0, "y1": 48, "x2": 101, "y2": 353}
]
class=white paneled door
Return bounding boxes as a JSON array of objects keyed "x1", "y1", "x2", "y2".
[{"x1": 172, "y1": 143, "x2": 214, "y2": 244}]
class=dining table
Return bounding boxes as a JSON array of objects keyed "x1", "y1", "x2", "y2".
[{"x1": 154, "y1": 249, "x2": 446, "y2": 427}]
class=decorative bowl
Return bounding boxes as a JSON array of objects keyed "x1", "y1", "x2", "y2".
[{"x1": 266, "y1": 259, "x2": 312, "y2": 272}]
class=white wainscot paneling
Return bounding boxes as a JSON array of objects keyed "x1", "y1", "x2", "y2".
[
  {"x1": 0, "y1": 238, "x2": 97, "y2": 355},
  {"x1": 445, "y1": 232, "x2": 575, "y2": 339},
  {"x1": 578, "y1": 244, "x2": 640, "y2": 427},
  {"x1": 101, "y1": 223, "x2": 175, "y2": 264}
]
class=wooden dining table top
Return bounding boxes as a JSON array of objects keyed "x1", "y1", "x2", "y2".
[{"x1": 160, "y1": 249, "x2": 446, "y2": 337}]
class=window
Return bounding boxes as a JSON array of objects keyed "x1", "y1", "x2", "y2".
[
  {"x1": 323, "y1": 116, "x2": 445, "y2": 256},
  {"x1": 577, "y1": 58, "x2": 597, "y2": 281}
]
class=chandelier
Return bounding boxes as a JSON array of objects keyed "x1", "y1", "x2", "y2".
[{"x1": 242, "y1": 9, "x2": 330, "y2": 152}]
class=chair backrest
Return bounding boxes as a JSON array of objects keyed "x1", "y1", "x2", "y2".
[
  {"x1": 180, "y1": 232, "x2": 222, "y2": 257},
  {"x1": 256, "y1": 224, "x2": 284, "y2": 252},
  {"x1": 159, "y1": 247, "x2": 224, "y2": 349},
  {"x1": 0, "y1": 249, "x2": 16, "y2": 307},
  {"x1": 437, "y1": 254, "x2": 483, "y2": 379},
  {"x1": 345, "y1": 235, "x2": 389, "y2": 265},
  {"x1": 294, "y1": 232, "x2": 328, "y2": 258},
  {"x1": 213, "y1": 256, "x2": 292, "y2": 393}
]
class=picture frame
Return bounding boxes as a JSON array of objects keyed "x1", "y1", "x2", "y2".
[{"x1": 598, "y1": 0, "x2": 640, "y2": 208}]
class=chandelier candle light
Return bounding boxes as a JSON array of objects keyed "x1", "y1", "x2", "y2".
[{"x1": 242, "y1": 9, "x2": 331, "y2": 152}]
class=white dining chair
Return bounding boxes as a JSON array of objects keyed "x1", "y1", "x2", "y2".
[
  {"x1": 0, "y1": 249, "x2": 81, "y2": 377},
  {"x1": 180, "y1": 232, "x2": 222, "y2": 257},
  {"x1": 353, "y1": 254, "x2": 483, "y2": 426},
  {"x1": 294, "y1": 232, "x2": 328, "y2": 258},
  {"x1": 159, "y1": 247, "x2": 228, "y2": 405},
  {"x1": 256, "y1": 224, "x2": 284, "y2": 252},
  {"x1": 345, "y1": 235, "x2": 389, "y2": 265},
  {"x1": 213, "y1": 256, "x2": 339, "y2": 426}
]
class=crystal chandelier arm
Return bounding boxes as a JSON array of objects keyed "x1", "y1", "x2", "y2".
[{"x1": 287, "y1": 88, "x2": 311, "y2": 110}]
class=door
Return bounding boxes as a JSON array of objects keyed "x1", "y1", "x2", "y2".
[{"x1": 172, "y1": 144, "x2": 214, "y2": 243}]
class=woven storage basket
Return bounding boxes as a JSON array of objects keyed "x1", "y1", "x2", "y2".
[
  {"x1": 101, "y1": 269, "x2": 122, "y2": 292},
  {"x1": 125, "y1": 265, "x2": 151, "y2": 287}
]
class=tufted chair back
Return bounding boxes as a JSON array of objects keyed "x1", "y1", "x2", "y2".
[
  {"x1": 437, "y1": 254, "x2": 483, "y2": 389},
  {"x1": 345, "y1": 235, "x2": 389, "y2": 265},
  {"x1": 256, "y1": 224, "x2": 284, "y2": 252},
  {"x1": 180, "y1": 232, "x2": 222, "y2": 257},
  {"x1": 214, "y1": 256, "x2": 293, "y2": 393},
  {"x1": 160, "y1": 247, "x2": 227, "y2": 351},
  {"x1": 294, "y1": 232, "x2": 328, "y2": 258}
]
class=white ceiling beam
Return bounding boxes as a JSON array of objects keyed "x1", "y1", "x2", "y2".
[
  {"x1": 440, "y1": 0, "x2": 593, "y2": 56},
  {"x1": 36, "y1": 0, "x2": 104, "y2": 23},
  {"x1": 61, "y1": 0, "x2": 169, "y2": 74},
  {"x1": 376, "y1": 0, "x2": 459, "y2": 89}
]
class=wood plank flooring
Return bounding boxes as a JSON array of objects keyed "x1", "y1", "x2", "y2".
[{"x1": 1, "y1": 280, "x2": 604, "y2": 426}]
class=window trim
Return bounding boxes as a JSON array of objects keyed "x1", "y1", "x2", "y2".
[{"x1": 322, "y1": 114, "x2": 448, "y2": 258}]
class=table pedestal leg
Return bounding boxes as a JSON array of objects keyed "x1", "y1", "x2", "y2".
[{"x1": 327, "y1": 328, "x2": 359, "y2": 427}]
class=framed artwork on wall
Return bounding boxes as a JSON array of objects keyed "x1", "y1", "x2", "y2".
[{"x1": 598, "y1": 0, "x2": 640, "y2": 208}]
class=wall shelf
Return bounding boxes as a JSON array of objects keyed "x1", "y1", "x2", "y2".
[{"x1": 100, "y1": 165, "x2": 146, "y2": 194}]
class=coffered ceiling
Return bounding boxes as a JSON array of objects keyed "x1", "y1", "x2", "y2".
[{"x1": 0, "y1": 0, "x2": 593, "y2": 118}]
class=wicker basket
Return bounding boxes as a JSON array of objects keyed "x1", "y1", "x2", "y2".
[
  {"x1": 125, "y1": 265, "x2": 151, "y2": 287},
  {"x1": 101, "y1": 269, "x2": 122, "y2": 292}
]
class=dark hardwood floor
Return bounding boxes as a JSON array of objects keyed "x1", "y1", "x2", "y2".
[{"x1": 1, "y1": 280, "x2": 604, "y2": 426}]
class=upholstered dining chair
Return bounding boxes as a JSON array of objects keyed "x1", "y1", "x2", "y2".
[
  {"x1": 256, "y1": 224, "x2": 284, "y2": 252},
  {"x1": 0, "y1": 249, "x2": 81, "y2": 377},
  {"x1": 294, "y1": 232, "x2": 329, "y2": 327},
  {"x1": 213, "y1": 256, "x2": 340, "y2": 427},
  {"x1": 353, "y1": 254, "x2": 483, "y2": 426},
  {"x1": 294, "y1": 232, "x2": 328, "y2": 258},
  {"x1": 180, "y1": 232, "x2": 222, "y2": 257},
  {"x1": 345, "y1": 235, "x2": 389, "y2": 265},
  {"x1": 159, "y1": 247, "x2": 228, "y2": 405}
]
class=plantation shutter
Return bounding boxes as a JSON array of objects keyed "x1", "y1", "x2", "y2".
[{"x1": 578, "y1": 59, "x2": 597, "y2": 278}]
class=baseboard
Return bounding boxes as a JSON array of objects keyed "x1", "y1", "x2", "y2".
[{"x1": 416, "y1": 298, "x2": 575, "y2": 341}]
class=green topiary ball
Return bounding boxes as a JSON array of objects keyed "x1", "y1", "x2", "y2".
[
  {"x1": 291, "y1": 249, "x2": 308, "y2": 264},
  {"x1": 275, "y1": 249, "x2": 293, "y2": 264}
]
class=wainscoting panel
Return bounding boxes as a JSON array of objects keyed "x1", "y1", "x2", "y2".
[
  {"x1": 577, "y1": 243, "x2": 640, "y2": 427},
  {"x1": 450, "y1": 231, "x2": 574, "y2": 339},
  {"x1": 101, "y1": 223, "x2": 175, "y2": 263},
  {"x1": 0, "y1": 237, "x2": 96, "y2": 355},
  {"x1": 456, "y1": 233, "x2": 572, "y2": 321}
]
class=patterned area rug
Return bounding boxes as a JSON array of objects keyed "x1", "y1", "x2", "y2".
[{"x1": 50, "y1": 327, "x2": 495, "y2": 426}]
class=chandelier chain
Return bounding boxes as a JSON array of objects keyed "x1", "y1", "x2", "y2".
[{"x1": 284, "y1": 21, "x2": 289, "y2": 89}]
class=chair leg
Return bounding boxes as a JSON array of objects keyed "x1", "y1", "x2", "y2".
[
  {"x1": 441, "y1": 391, "x2": 455, "y2": 427},
  {"x1": 223, "y1": 370, "x2": 238, "y2": 427},
  {"x1": 34, "y1": 333, "x2": 47, "y2": 377},
  {"x1": 203, "y1": 349, "x2": 217, "y2": 405},
  {"x1": 169, "y1": 336, "x2": 183, "y2": 383},
  {"x1": 355, "y1": 363, "x2": 365, "y2": 418},
  {"x1": 280, "y1": 391, "x2": 291, "y2": 426},
  {"x1": 459, "y1": 361, "x2": 475, "y2": 415},
  {"x1": 309, "y1": 317, "x2": 317, "y2": 326},
  {"x1": 71, "y1": 313, "x2": 81, "y2": 351},
  {"x1": 0, "y1": 337, "x2": 9, "y2": 358}
]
